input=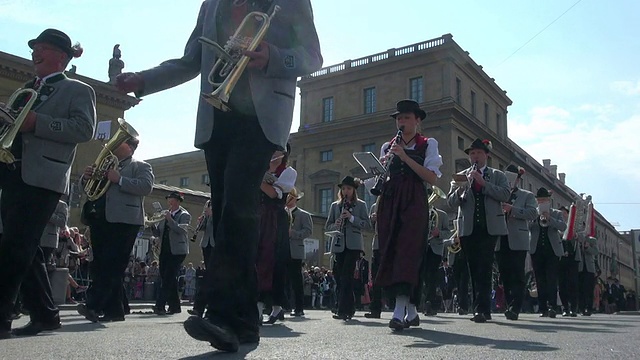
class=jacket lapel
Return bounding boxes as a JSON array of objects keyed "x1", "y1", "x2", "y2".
[{"x1": 33, "y1": 74, "x2": 67, "y2": 110}]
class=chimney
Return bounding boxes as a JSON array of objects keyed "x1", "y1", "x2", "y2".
[
  {"x1": 559, "y1": 173, "x2": 566, "y2": 184},
  {"x1": 550, "y1": 165, "x2": 558, "y2": 178},
  {"x1": 542, "y1": 159, "x2": 551, "y2": 169}
]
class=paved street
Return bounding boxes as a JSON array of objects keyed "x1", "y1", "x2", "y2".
[{"x1": 2, "y1": 308, "x2": 639, "y2": 359}]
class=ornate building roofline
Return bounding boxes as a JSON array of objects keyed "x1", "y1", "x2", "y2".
[{"x1": 0, "y1": 50, "x2": 140, "y2": 111}]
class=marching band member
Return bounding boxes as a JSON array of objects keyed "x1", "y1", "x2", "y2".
[
  {"x1": 423, "y1": 206, "x2": 450, "y2": 316},
  {"x1": 447, "y1": 138, "x2": 510, "y2": 323},
  {"x1": 115, "y1": 0, "x2": 322, "y2": 352},
  {"x1": 529, "y1": 187, "x2": 566, "y2": 318},
  {"x1": 285, "y1": 188, "x2": 312, "y2": 317},
  {"x1": 558, "y1": 206, "x2": 580, "y2": 317},
  {"x1": 257, "y1": 147, "x2": 297, "y2": 324},
  {"x1": 188, "y1": 199, "x2": 213, "y2": 317},
  {"x1": 375, "y1": 100, "x2": 442, "y2": 330},
  {"x1": 577, "y1": 236, "x2": 598, "y2": 316},
  {"x1": 40, "y1": 200, "x2": 69, "y2": 266},
  {"x1": 325, "y1": 176, "x2": 370, "y2": 320},
  {"x1": 448, "y1": 243, "x2": 471, "y2": 315},
  {"x1": 0, "y1": 28, "x2": 95, "y2": 338},
  {"x1": 78, "y1": 137, "x2": 154, "y2": 322},
  {"x1": 151, "y1": 192, "x2": 191, "y2": 315},
  {"x1": 495, "y1": 165, "x2": 537, "y2": 321},
  {"x1": 364, "y1": 201, "x2": 382, "y2": 319}
]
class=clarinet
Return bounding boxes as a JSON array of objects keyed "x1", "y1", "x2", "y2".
[
  {"x1": 334, "y1": 200, "x2": 354, "y2": 248},
  {"x1": 370, "y1": 126, "x2": 404, "y2": 196},
  {"x1": 461, "y1": 162, "x2": 478, "y2": 202}
]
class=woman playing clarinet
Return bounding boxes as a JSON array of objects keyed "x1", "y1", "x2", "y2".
[
  {"x1": 256, "y1": 144, "x2": 296, "y2": 324},
  {"x1": 375, "y1": 99, "x2": 442, "y2": 331}
]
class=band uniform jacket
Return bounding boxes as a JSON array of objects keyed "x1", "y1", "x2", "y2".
[
  {"x1": 136, "y1": 0, "x2": 323, "y2": 150},
  {"x1": 428, "y1": 208, "x2": 451, "y2": 256},
  {"x1": 153, "y1": 207, "x2": 192, "y2": 256},
  {"x1": 325, "y1": 199, "x2": 371, "y2": 253},
  {"x1": 495, "y1": 188, "x2": 538, "y2": 252},
  {"x1": 198, "y1": 215, "x2": 215, "y2": 248},
  {"x1": 40, "y1": 200, "x2": 68, "y2": 249},
  {"x1": 289, "y1": 207, "x2": 312, "y2": 260},
  {"x1": 578, "y1": 237, "x2": 599, "y2": 273},
  {"x1": 369, "y1": 202, "x2": 378, "y2": 251},
  {"x1": 18, "y1": 74, "x2": 96, "y2": 195},
  {"x1": 529, "y1": 209, "x2": 567, "y2": 257},
  {"x1": 446, "y1": 166, "x2": 510, "y2": 237}
]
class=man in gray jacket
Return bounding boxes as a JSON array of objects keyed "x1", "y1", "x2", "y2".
[
  {"x1": 77, "y1": 137, "x2": 154, "y2": 322},
  {"x1": 0, "y1": 28, "x2": 95, "y2": 338},
  {"x1": 285, "y1": 188, "x2": 312, "y2": 317},
  {"x1": 40, "y1": 200, "x2": 69, "y2": 266},
  {"x1": 529, "y1": 187, "x2": 567, "y2": 318},
  {"x1": 115, "y1": 0, "x2": 322, "y2": 352}
]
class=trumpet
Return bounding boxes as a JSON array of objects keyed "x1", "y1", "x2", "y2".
[
  {"x1": 198, "y1": 5, "x2": 280, "y2": 111},
  {"x1": 537, "y1": 202, "x2": 551, "y2": 227},
  {"x1": 0, "y1": 88, "x2": 38, "y2": 164},
  {"x1": 370, "y1": 126, "x2": 404, "y2": 196},
  {"x1": 460, "y1": 162, "x2": 478, "y2": 201}
]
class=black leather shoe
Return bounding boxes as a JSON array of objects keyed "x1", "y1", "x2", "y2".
[
  {"x1": 0, "y1": 322, "x2": 11, "y2": 340},
  {"x1": 562, "y1": 311, "x2": 570, "y2": 317},
  {"x1": 183, "y1": 316, "x2": 239, "y2": 353},
  {"x1": 539, "y1": 312, "x2": 549, "y2": 317},
  {"x1": 290, "y1": 310, "x2": 305, "y2": 317},
  {"x1": 504, "y1": 310, "x2": 518, "y2": 321},
  {"x1": 12, "y1": 319, "x2": 61, "y2": 337},
  {"x1": 470, "y1": 313, "x2": 486, "y2": 323},
  {"x1": 484, "y1": 313, "x2": 492, "y2": 321},
  {"x1": 237, "y1": 331, "x2": 260, "y2": 345},
  {"x1": 98, "y1": 315, "x2": 125, "y2": 322},
  {"x1": 264, "y1": 309, "x2": 284, "y2": 325},
  {"x1": 388, "y1": 318, "x2": 405, "y2": 331},
  {"x1": 332, "y1": 313, "x2": 349, "y2": 320},
  {"x1": 548, "y1": 309, "x2": 557, "y2": 318},
  {"x1": 364, "y1": 312, "x2": 381, "y2": 319},
  {"x1": 152, "y1": 306, "x2": 167, "y2": 315},
  {"x1": 187, "y1": 309, "x2": 201, "y2": 317},
  {"x1": 0, "y1": 331, "x2": 11, "y2": 340},
  {"x1": 77, "y1": 304, "x2": 99, "y2": 323},
  {"x1": 404, "y1": 314, "x2": 420, "y2": 328},
  {"x1": 570, "y1": 311, "x2": 578, "y2": 317},
  {"x1": 278, "y1": 311, "x2": 285, "y2": 321},
  {"x1": 581, "y1": 310, "x2": 592, "y2": 316}
]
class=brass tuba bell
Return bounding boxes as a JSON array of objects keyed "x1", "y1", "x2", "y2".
[
  {"x1": 83, "y1": 118, "x2": 139, "y2": 201},
  {"x1": 0, "y1": 88, "x2": 39, "y2": 164}
]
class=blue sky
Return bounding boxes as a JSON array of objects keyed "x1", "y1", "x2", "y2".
[{"x1": 1, "y1": 0, "x2": 639, "y2": 230}]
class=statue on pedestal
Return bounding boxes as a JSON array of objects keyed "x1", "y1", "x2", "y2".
[{"x1": 108, "y1": 44, "x2": 124, "y2": 84}]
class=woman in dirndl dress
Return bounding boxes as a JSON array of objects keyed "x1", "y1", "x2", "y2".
[
  {"x1": 256, "y1": 144, "x2": 297, "y2": 324},
  {"x1": 374, "y1": 99, "x2": 442, "y2": 331}
]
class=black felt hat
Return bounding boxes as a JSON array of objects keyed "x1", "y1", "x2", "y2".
[
  {"x1": 464, "y1": 138, "x2": 492, "y2": 154},
  {"x1": 165, "y1": 191, "x2": 184, "y2": 202},
  {"x1": 28, "y1": 28, "x2": 81, "y2": 59},
  {"x1": 390, "y1": 99, "x2": 427, "y2": 120},
  {"x1": 338, "y1": 176, "x2": 360, "y2": 189},
  {"x1": 536, "y1": 187, "x2": 552, "y2": 198}
]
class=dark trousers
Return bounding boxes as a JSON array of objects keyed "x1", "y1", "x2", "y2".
[
  {"x1": 203, "y1": 111, "x2": 275, "y2": 335},
  {"x1": 287, "y1": 258, "x2": 304, "y2": 312},
  {"x1": 558, "y1": 257, "x2": 579, "y2": 312},
  {"x1": 0, "y1": 165, "x2": 61, "y2": 330},
  {"x1": 368, "y1": 250, "x2": 382, "y2": 314},
  {"x1": 85, "y1": 218, "x2": 140, "y2": 318},
  {"x1": 423, "y1": 246, "x2": 442, "y2": 308},
  {"x1": 578, "y1": 271, "x2": 595, "y2": 313},
  {"x1": 156, "y1": 250, "x2": 186, "y2": 311},
  {"x1": 192, "y1": 245, "x2": 214, "y2": 314},
  {"x1": 334, "y1": 249, "x2": 360, "y2": 316},
  {"x1": 531, "y1": 251, "x2": 560, "y2": 313},
  {"x1": 453, "y1": 249, "x2": 470, "y2": 312},
  {"x1": 496, "y1": 237, "x2": 527, "y2": 314},
  {"x1": 460, "y1": 228, "x2": 497, "y2": 315}
]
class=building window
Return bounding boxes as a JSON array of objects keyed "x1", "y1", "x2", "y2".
[
  {"x1": 363, "y1": 143, "x2": 376, "y2": 154},
  {"x1": 496, "y1": 112, "x2": 502, "y2": 134},
  {"x1": 319, "y1": 187, "x2": 333, "y2": 215},
  {"x1": 455, "y1": 78, "x2": 461, "y2": 103},
  {"x1": 457, "y1": 136, "x2": 464, "y2": 151},
  {"x1": 484, "y1": 103, "x2": 489, "y2": 124},
  {"x1": 159, "y1": 180, "x2": 168, "y2": 185},
  {"x1": 470, "y1": 91, "x2": 476, "y2": 117},
  {"x1": 180, "y1": 177, "x2": 189, "y2": 187},
  {"x1": 201, "y1": 174, "x2": 210, "y2": 185},
  {"x1": 409, "y1": 77, "x2": 423, "y2": 103},
  {"x1": 320, "y1": 150, "x2": 333, "y2": 162},
  {"x1": 364, "y1": 87, "x2": 376, "y2": 114},
  {"x1": 322, "y1": 97, "x2": 334, "y2": 122}
]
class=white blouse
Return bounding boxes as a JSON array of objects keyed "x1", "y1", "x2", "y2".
[
  {"x1": 272, "y1": 166, "x2": 297, "y2": 199},
  {"x1": 380, "y1": 137, "x2": 443, "y2": 178}
]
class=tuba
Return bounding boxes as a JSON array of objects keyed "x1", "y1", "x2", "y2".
[
  {"x1": 198, "y1": 5, "x2": 280, "y2": 111},
  {"x1": 84, "y1": 118, "x2": 139, "y2": 201},
  {"x1": 0, "y1": 88, "x2": 39, "y2": 164}
]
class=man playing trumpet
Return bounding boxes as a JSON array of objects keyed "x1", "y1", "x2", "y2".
[
  {"x1": 495, "y1": 165, "x2": 537, "y2": 321},
  {"x1": 529, "y1": 187, "x2": 566, "y2": 318}
]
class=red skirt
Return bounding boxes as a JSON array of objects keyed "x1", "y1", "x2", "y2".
[
  {"x1": 375, "y1": 175, "x2": 428, "y2": 289},
  {"x1": 256, "y1": 200, "x2": 288, "y2": 293}
]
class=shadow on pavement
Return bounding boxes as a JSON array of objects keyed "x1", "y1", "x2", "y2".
[
  {"x1": 260, "y1": 324, "x2": 304, "y2": 338},
  {"x1": 178, "y1": 343, "x2": 259, "y2": 360}
]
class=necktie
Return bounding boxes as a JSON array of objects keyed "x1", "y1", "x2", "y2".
[{"x1": 472, "y1": 169, "x2": 483, "y2": 192}]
